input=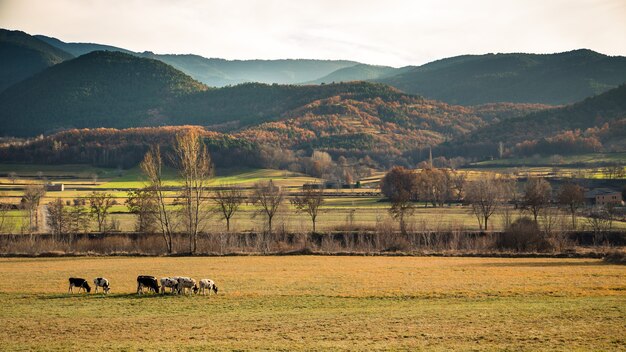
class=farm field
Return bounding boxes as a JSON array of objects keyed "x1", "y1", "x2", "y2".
[
  {"x1": 1, "y1": 164, "x2": 626, "y2": 233},
  {"x1": 0, "y1": 256, "x2": 624, "y2": 351}
]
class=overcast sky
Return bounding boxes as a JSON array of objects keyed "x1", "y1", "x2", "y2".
[{"x1": 1, "y1": 0, "x2": 625, "y2": 66}]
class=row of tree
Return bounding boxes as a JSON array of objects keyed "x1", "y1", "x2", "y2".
[{"x1": 380, "y1": 166, "x2": 589, "y2": 233}]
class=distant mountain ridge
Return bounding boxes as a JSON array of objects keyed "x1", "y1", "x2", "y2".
[
  {"x1": 7, "y1": 29, "x2": 626, "y2": 108},
  {"x1": 0, "y1": 29, "x2": 74, "y2": 91},
  {"x1": 34, "y1": 33, "x2": 362, "y2": 87},
  {"x1": 304, "y1": 64, "x2": 401, "y2": 84},
  {"x1": 35, "y1": 34, "x2": 134, "y2": 56},
  {"x1": 377, "y1": 49, "x2": 626, "y2": 105}
]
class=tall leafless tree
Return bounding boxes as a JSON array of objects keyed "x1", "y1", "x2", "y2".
[
  {"x1": 125, "y1": 188, "x2": 159, "y2": 233},
  {"x1": 214, "y1": 184, "x2": 244, "y2": 232},
  {"x1": 173, "y1": 131, "x2": 213, "y2": 254},
  {"x1": 0, "y1": 193, "x2": 11, "y2": 234},
  {"x1": 22, "y1": 184, "x2": 46, "y2": 233},
  {"x1": 251, "y1": 180, "x2": 284, "y2": 236},
  {"x1": 291, "y1": 185, "x2": 325, "y2": 233},
  {"x1": 87, "y1": 191, "x2": 115, "y2": 232},
  {"x1": 47, "y1": 198, "x2": 69, "y2": 238},
  {"x1": 141, "y1": 146, "x2": 174, "y2": 253},
  {"x1": 465, "y1": 177, "x2": 505, "y2": 231},
  {"x1": 557, "y1": 183, "x2": 585, "y2": 230},
  {"x1": 522, "y1": 177, "x2": 552, "y2": 223}
]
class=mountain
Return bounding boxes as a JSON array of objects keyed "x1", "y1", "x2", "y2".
[
  {"x1": 0, "y1": 51, "x2": 207, "y2": 136},
  {"x1": 378, "y1": 50, "x2": 626, "y2": 105},
  {"x1": 0, "y1": 29, "x2": 74, "y2": 91},
  {"x1": 34, "y1": 34, "x2": 134, "y2": 56},
  {"x1": 35, "y1": 34, "x2": 360, "y2": 87},
  {"x1": 305, "y1": 64, "x2": 400, "y2": 84},
  {"x1": 439, "y1": 84, "x2": 626, "y2": 158},
  {"x1": 138, "y1": 53, "x2": 359, "y2": 87}
]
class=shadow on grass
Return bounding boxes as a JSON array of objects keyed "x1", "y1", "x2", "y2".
[
  {"x1": 477, "y1": 260, "x2": 603, "y2": 268},
  {"x1": 40, "y1": 292, "x2": 192, "y2": 300}
]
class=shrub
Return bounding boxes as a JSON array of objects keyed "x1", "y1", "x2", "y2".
[{"x1": 497, "y1": 217, "x2": 553, "y2": 252}]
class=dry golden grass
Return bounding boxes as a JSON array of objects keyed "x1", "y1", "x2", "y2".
[{"x1": 0, "y1": 256, "x2": 624, "y2": 350}]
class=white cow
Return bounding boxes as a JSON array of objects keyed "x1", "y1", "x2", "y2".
[
  {"x1": 160, "y1": 277, "x2": 179, "y2": 294},
  {"x1": 93, "y1": 277, "x2": 111, "y2": 294},
  {"x1": 176, "y1": 277, "x2": 198, "y2": 295},
  {"x1": 199, "y1": 279, "x2": 218, "y2": 295}
]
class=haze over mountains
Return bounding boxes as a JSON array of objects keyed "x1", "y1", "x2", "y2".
[
  {"x1": 1, "y1": 28, "x2": 625, "y2": 163},
  {"x1": 4, "y1": 29, "x2": 626, "y2": 104}
]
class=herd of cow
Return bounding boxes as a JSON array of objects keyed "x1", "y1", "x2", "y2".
[{"x1": 68, "y1": 276, "x2": 219, "y2": 296}]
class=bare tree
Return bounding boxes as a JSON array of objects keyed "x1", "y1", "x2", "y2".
[
  {"x1": 465, "y1": 177, "x2": 504, "y2": 231},
  {"x1": 0, "y1": 195, "x2": 12, "y2": 234},
  {"x1": 557, "y1": 183, "x2": 585, "y2": 230},
  {"x1": 214, "y1": 184, "x2": 244, "y2": 232},
  {"x1": 292, "y1": 185, "x2": 325, "y2": 233},
  {"x1": 87, "y1": 191, "x2": 115, "y2": 232},
  {"x1": 381, "y1": 167, "x2": 416, "y2": 234},
  {"x1": 522, "y1": 177, "x2": 552, "y2": 223},
  {"x1": 451, "y1": 171, "x2": 467, "y2": 202},
  {"x1": 141, "y1": 146, "x2": 174, "y2": 253},
  {"x1": 125, "y1": 188, "x2": 159, "y2": 233},
  {"x1": 22, "y1": 184, "x2": 46, "y2": 233},
  {"x1": 585, "y1": 209, "x2": 612, "y2": 245},
  {"x1": 47, "y1": 198, "x2": 69, "y2": 237},
  {"x1": 90, "y1": 173, "x2": 98, "y2": 185},
  {"x1": 8, "y1": 172, "x2": 17, "y2": 184},
  {"x1": 68, "y1": 199, "x2": 90, "y2": 235},
  {"x1": 499, "y1": 176, "x2": 518, "y2": 229},
  {"x1": 173, "y1": 131, "x2": 213, "y2": 254},
  {"x1": 251, "y1": 180, "x2": 284, "y2": 236}
]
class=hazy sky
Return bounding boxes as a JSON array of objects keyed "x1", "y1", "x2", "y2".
[{"x1": 1, "y1": 0, "x2": 625, "y2": 66}]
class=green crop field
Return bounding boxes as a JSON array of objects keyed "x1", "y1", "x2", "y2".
[{"x1": 0, "y1": 256, "x2": 624, "y2": 351}]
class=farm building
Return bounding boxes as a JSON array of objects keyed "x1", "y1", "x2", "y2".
[
  {"x1": 584, "y1": 188, "x2": 623, "y2": 206},
  {"x1": 45, "y1": 183, "x2": 64, "y2": 192}
]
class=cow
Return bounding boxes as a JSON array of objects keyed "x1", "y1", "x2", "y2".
[
  {"x1": 136, "y1": 275, "x2": 159, "y2": 294},
  {"x1": 68, "y1": 277, "x2": 91, "y2": 294},
  {"x1": 198, "y1": 279, "x2": 218, "y2": 295},
  {"x1": 176, "y1": 277, "x2": 198, "y2": 295},
  {"x1": 160, "y1": 277, "x2": 179, "y2": 294},
  {"x1": 93, "y1": 277, "x2": 111, "y2": 294}
]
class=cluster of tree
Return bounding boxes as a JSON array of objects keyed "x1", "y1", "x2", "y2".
[
  {"x1": 42, "y1": 192, "x2": 113, "y2": 237},
  {"x1": 380, "y1": 166, "x2": 605, "y2": 238},
  {"x1": 380, "y1": 166, "x2": 467, "y2": 232}
]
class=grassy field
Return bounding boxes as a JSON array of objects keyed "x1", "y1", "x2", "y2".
[
  {"x1": 472, "y1": 152, "x2": 626, "y2": 167},
  {"x1": 1, "y1": 163, "x2": 625, "y2": 234},
  {"x1": 0, "y1": 256, "x2": 623, "y2": 351}
]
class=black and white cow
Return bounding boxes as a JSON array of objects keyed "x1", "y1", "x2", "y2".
[
  {"x1": 176, "y1": 277, "x2": 198, "y2": 295},
  {"x1": 136, "y1": 275, "x2": 159, "y2": 294},
  {"x1": 93, "y1": 277, "x2": 111, "y2": 294},
  {"x1": 160, "y1": 277, "x2": 179, "y2": 294},
  {"x1": 199, "y1": 279, "x2": 218, "y2": 295},
  {"x1": 68, "y1": 277, "x2": 91, "y2": 293}
]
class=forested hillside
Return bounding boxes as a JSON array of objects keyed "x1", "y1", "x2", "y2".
[
  {"x1": 378, "y1": 50, "x2": 626, "y2": 105},
  {"x1": 437, "y1": 84, "x2": 626, "y2": 158},
  {"x1": 0, "y1": 29, "x2": 73, "y2": 91},
  {"x1": 0, "y1": 51, "x2": 207, "y2": 136}
]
